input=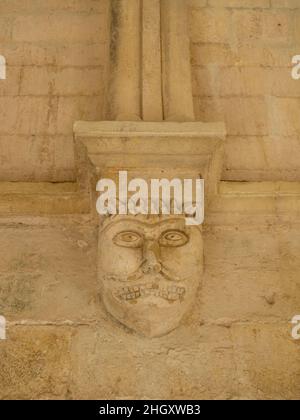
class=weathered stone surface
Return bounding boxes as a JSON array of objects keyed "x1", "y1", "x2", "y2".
[
  {"x1": 0, "y1": 218, "x2": 99, "y2": 321},
  {"x1": 0, "y1": 326, "x2": 72, "y2": 400},
  {"x1": 1, "y1": 1, "x2": 299, "y2": 181},
  {"x1": 0, "y1": 200, "x2": 299, "y2": 399},
  {"x1": 69, "y1": 324, "x2": 236, "y2": 400},
  {"x1": 230, "y1": 323, "x2": 300, "y2": 400},
  {"x1": 191, "y1": 4, "x2": 300, "y2": 181},
  {"x1": 0, "y1": 1, "x2": 110, "y2": 182}
]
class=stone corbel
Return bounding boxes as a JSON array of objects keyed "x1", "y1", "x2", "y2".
[
  {"x1": 74, "y1": 121, "x2": 225, "y2": 205},
  {"x1": 73, "y1": 120, "x2": 225, "y2": 337}
]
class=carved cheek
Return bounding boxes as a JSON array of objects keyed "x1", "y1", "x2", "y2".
[
  {"x1": 161, "y1": 247, "x2": 189, "y2": 277},
  {"x1": 99, "y1": 233, "x2": 143, "y2": 277},
  {"x1": 161, "y1": 235, "x2": 203, "y2": 280}
]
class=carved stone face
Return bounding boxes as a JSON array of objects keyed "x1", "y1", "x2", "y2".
[{"x1": 98, "y1": 216, "x2": 203, "y2": 337}]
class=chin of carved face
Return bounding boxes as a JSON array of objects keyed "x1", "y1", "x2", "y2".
[{"x1": 98, "y1": 217, "x2": 203, "y2": 338}]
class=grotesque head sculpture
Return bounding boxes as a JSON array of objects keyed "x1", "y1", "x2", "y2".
[{"x1": 98, "y1": 215, "x2": 203, "y2": 337}]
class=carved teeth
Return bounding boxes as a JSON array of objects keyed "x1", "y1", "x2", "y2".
[{"x1": 115, "y1": 284, "x2": 186, "y2": 302}]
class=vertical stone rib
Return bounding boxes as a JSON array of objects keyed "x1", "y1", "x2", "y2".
[
  {"x1": 108, "y1": 0, "x2": 142, "y2": 121},
  {"x1": 161, "y1": 0, "x2": 195, "y2": 121},
  {"x1": 107, "y1": 0, "x2": 195, "y2": 123},
  {"x1": 142, "y1": 0, "x2": 163, "y2": 121}
]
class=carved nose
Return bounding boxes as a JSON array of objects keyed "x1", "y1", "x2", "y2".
[
  {"x1": 142, "y1": 241, "x2": 161, "y2": 274},
  {"x1": 142, "y1": 259, "x2": 161, "y2": 274}
]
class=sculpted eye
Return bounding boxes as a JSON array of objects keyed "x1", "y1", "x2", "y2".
[
  {"x1": 113, "y1": 231, "x2": 143, "y2": 248},
  {"x1": 159, "y1": 230, "x2": 189, "y2": 247}
]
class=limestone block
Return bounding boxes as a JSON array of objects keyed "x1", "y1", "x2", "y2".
[
  {"x1": 0, "y1": 134, "x2": 76, "y2": 182},
  {"x1": 209, "y1": 0, "x2": 270, "y2": 6},
  {"x1": 224, "y1": 136, "x2": 267, "y2": 172},
  {"x1": 195, "y1": 97, "x2": 268, "y2": 136},
  {"x1": 190, "y1": 9, "x2": 231, "y2": 43},
  {"x1": 263, "y1": 135, "x2": 300, "y2": 170},
  {"x1": 0, "y1": 66, "x2": 20, "y2": 96},
  {"x1": 226, "y1": 98, "x2": 269, "y2": 136},
  {"x1": 69, "y1": 325, "x2": 236, "y2": 400},
  {"x1": 0, "y1": 42, "x2": 107, "y2": 67},
  {"x1": 57, "y1": 96, "x2": 104, "y2": 135},
  {"x1": 268, "y1": 98, "x2": 300, "y2": 136},
  {"x1": 272, "y1": 0, "x2": 300, "y2": 7},
  {"x1": 219, "y1": 67, "x2": 268, "y2": 97},
  {"x1": 188, "y1": 0, "x2": 207, "y2": 8},
  {"x1": 192, "y1": 67, "x2": 217, "y2": 97},
  {"x1": 230, "y1": 324, "x2": 300, "y2": 399},
  {"x1": 12, "y1": 14, "x2": 106, "y2": 43},
  {"x1": 191, "y1": 44, "x2": 236, "y2": 66},
  {"x1": 0, "y1": 326, "x2": 72, "y2": 400},
  {"x1": 198, "y1": 224, "x2": 300, "y2": 320},
  {"x1": 268, "y1": 68, "x2": 300, "y2": 97},
  {"x1": 0, "y1": 183, "x2": 89, "y2": 214},
  {"x1": 232, "y1": 10, "x2": 294, "y2": 46},
  {"x1": 0, "y1": 0, "x2": 108, "y2": 14},
  {"x1": 0, "y1": 221, "x2": 98, "y2": 321},
  {"x1": 0, "y1": 96, "x2": 59, "y2": 136},
  {"x1": 20, "y1": 67, "x2": 103, "y2": 96},
  {"x1": 233, "y1": 45, "x2": 299, "y2": 67},
  {"x1": 0, "y1": 17, "x2": 12, "y2": 42},
  {"x1": 201, "y1": 264, "x2": 299, "y2": 321},
  {"x1": 0, "y1": 134, "x2": 55, "y2": 181}
]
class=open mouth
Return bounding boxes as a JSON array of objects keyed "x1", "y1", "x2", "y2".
[{"x1": 113, "y1": 283, "x2": 186, "y2": 302}]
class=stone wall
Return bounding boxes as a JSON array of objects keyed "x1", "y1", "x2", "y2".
[
  {"x1": 0, "y1": 0, "x2": 110, "y2": 182},
  {"x1": 191, "y1": 0, "x2": 300, "y2": 181}
]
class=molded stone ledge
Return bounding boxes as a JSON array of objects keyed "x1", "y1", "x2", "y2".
[
  {"x1": 73, "y1": 121, "x2": 226, "y2": 138},
  {"x1": 73, "y1": 120, "x2": 226, "y2": 208},
  {"x1": 0, "y1": 180, "x2": 300, "y2": 217},
  {"x1": 0, "y1": 182, "x2": 77, "y2": 194},
  {"x1": 220, "y1": 181, "x2": 300, "y2": 196},
  {"x1": 0, "y1": 182, "x2": 89, "y2": 216}
]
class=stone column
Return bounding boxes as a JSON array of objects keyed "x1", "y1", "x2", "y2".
[
  {"x1": 107, "y1": 0, "x2": 142, "y2": 121},
  {"x1": 106, "y1": 0, "x2": 195, "y2": 122},
  {"x1": 161, "y1": 0, "x2": 195, "y2": 121},
  {"x1": 142, "y1": 0, "x2": 163, "y2": 121}
]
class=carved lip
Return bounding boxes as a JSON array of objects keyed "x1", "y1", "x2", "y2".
[{"x1": 113, "y1": 283, "x2": 185, "y2": 303}]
